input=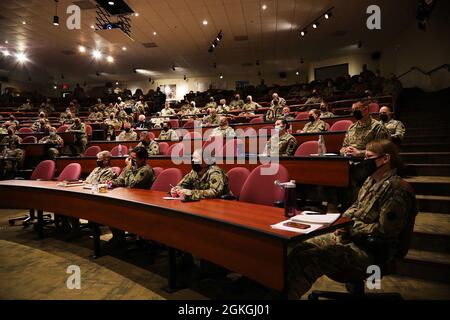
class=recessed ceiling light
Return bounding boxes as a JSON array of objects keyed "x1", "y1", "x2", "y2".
[
  {"x1": 262, "y1": 5, "x2": 267, "y2": 10},
  {"x1": 134, "y1": 12, "x2": 139, "y2": 17},
  {"x1": 92, "y1": 49, "x2": 102, "y2": 59},
  {"x1": 2, "y1": 50, "x2": 10, "y2": 57},
  {"x1": 53, "y1": 85, "x2": 57, "y2": 90},
  {"x1": 22, "y1": 21, "x2": 26, "y2": 25},
  {"x1": 219, "y1": 74, "x2": 223, "y2": 79},
  {"x1": 5, "y1": 40, "x2": 8, "y2": 44},
  {"x1": 78, "y1": 45, "x2": 86, "y2": 53},
  {"x1": 90, "y1": 25, "x2": 95, "y2": 29},
  {"x1": 153, "y1": 31, "x2": 157, "y2": 35},
  {"x1": 106, "y1": 55, "x2": 114, "y2": 63},
  {"x1": 115, "y1": 81, "x2": 119, "y2": 85},
  {"x1": 122, "y1": 46, "x2": 127, "y2": 51},
  {"x1": 15, "y1": 51, "x2": 28, "y2": 63},
  {"x1": 202, "y1": 20, "x2": 208, "y2": 25},
  {"x1": 295, "y1": 71, "x2": 300, "y2": 76}
]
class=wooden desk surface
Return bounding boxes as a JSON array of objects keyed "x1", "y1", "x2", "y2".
[
  {"x1": 55, "y1": 155, "x2": 350, "y2": 187},
  {"x1": 0, "y1": 180, "x2": 351, "y2": 291}
]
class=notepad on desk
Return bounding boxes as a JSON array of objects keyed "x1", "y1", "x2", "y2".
[{"x1": 270, "y1": 213, "x2": 341, "y2": 234}]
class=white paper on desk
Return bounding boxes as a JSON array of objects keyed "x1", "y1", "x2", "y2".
[
  {"x1": 270, "y1": 219, "x2": 323, "y2": 234},
  {"x1": 292, "y1": 213, "x2": 341, "y2": 225},
  {"x1": 309, "y1": 153, "x2": 339, "y2": 156},
  {"x1": 163, "y1": 197, "x2": 181, "y2": 200}
]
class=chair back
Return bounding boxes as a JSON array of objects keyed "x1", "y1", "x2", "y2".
[
  {"x1": 165, "y1": 142, "x2": 184, "y2": 157},
  {"x1": 153, "y1": 167, "x2": 164, "y2": 177},
  {"x1": 83, "y1": 145, "x2": 101, "y2": 157},
  {"x1": 56, "y1": 125, "x2": 68, "y2": 133},
  {"x1": 239, "y1": 163, "x2": 289, "y2": 206},
  {"x1": 30, "y1": 160, "x2": 55, "y2": 181},
  {"x1": 169, "y1": 119, "x2": 179, "y2": 128},
  {"x1": 151, "y1": 168, "x2": 183, "y2": 192},
  {"x1": 294, "y1": 140, "x2": 319, "y2": 156},
  {"x1": 85, "y1": 124, "x2": 93, "y2": 138},
  {"x1": 158, "y1": 142, "x2": 169, "y2": 155},
  {"x1": 111, "y1": 145, "x2": 129, "y2": 156},
  {"x1": 19, "y1": 127, "x2": 33, "y2": 133},
  {"x1": 369, "y1": 102, "x2": 380, "y2": 114},
  {"x1": 218, "y1": 138, "x2": 244, "y2": 157},
  {"x1": 330, "y1": 120, "x2": 353, "y2": 131},
  {"x1": 227, "y1": 167, "x2": 250, "y2": 198},
  {"x1": 57, "y1": 163, "x2": 81, "y2": 181},
  {"x1": 22, "y1": 136, "x2": 37, "y2": 143},
  {"x1": 295, "y1": 112, "x2": 309, "y2": 120},
  {"x1": 249, "y1": 116, "x2": 264, "y2": 124}
]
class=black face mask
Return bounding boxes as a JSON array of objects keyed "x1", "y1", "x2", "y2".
[
  {"x1": 131, "y1": 159, "x2": 137, "y2": 167},
  {"x1": 320, "y1": 108, "x2": 327, "y2": 112},
  {"x1": 125, "y1": 128, "x2": 130, "y2": 133},
  {"x1": 192, "y1": 162, "x2": 204, "y2": 173},
  {"x1": 110, "y1": 116, "x2": 114, "y2": 120},
  {"x1": 380, "y1": 114, "x2": 389, "y2": 122},
  {"x1": 96, "y1": 160, "x2": 104, "y2": 168},
  {"x1": 142, "y1": 140, "x2": 150, "y2": 146},
  {"x1": 162, "y1": 126, "x2": 169, "y2": 131},
  {"x1": 352, "y1": 155, "x2": 384, "y2": 184},
  {"x1": 353, "y1": 110, "x2": 363, "y2": 120},
  {"x1": 309, "y1": 115, "x2": 315, "y2": 123}
]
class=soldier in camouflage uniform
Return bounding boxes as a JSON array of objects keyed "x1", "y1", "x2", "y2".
[
  {"x1": 229, "y1": 94, "x2": 244, "y2": 110},
  {"x1": 59, "y1": 108, "x2": 74, "y2": 125},
  {"x1": 8, "y1": 115, "x2": 20, "y2": 130},
  {"x1": 1, "y1": 126, "x2": 25, "y2": 176},
  {"x1": 287, "y1": 140, "x2": 416, "y2": 299},
  {"x1": 158, "y1": 122, "x2": 179, "y2": 141},
  {"x1": 279, "y1": 106, "x2": 295, "y2": 121},
  {"x1": 264, "y1": 119, "x2": 298, "y2": 156},
  {"x1": 171, "y1": 149, "x2": 229, "y2": 201},
  {"x1": 266, "y1": 102, "x2": 283, "y2": 121},
  {"x1": 38, "y1": 127, "x2": 64, "y2": 159},
  {"x1": 116, "y1": 123, "x2": 138, "y2": 141},
  {"x1": 67, "y1": 118, "x2": 87, "y2": 155},
  {"x1": 210, "y1": 117, "x2": 236, "y2": 138},
  {"x1": 270, "y1": 93, "x2": 287, "y2": 108},
  {"x1": 104, "y1": 113, "x2": 121, "y2": 141},
  {"x1": 340, "y1": 101, "x2": 389, "y2": 157},
  {"x1": 161, "y1": 102, "x2": 176, "y2": 116},
  {"x1": 202, "y1": 108, "x2": 220, "y2": 126},
  {"x1": 85, "y1": 150, "x2": 116, "y2": 184},
  {"x1": 240, "y1": 96, "x2": 261, "y2": 116},
  {"x1": 319, "y1": 102, "x2": 334, "y2": 118},
  {"x1": 88, "y1": 107, "x2": 104, "y2": 122},
  {"x1": 301, "y1": 109, "x2": 327, "y2": 133},
  {"x1": 379, "y1": 106, "x2": 406, "y2": 144},
  {"x1": 103, "y1": 103, "x2": 117, "y2": 118},
  {"x1": 17, "y1": 99, "x2": 33, "y2": 111},
  {"x1": 136, "y1": 131, "x2": 160, "y2": 155},
  {"x1": 304, "y1": 89, "x2": 323, "y2": 105},
  {"x1": 177, "y1": 100, "x2": 192, "y2": 116},
  {"x1": 217, "y1": 99, "x2": 230, "y2": 114},
  {"x1": 204, "y1": 97, "x2": 217, "y2": 110},
  {"x1": 116, "y1": 106, "x2": 128, "y2": 123}
]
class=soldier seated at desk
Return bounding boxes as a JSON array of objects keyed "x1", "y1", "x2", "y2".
[
  {"x1": 38, "y1": 126, "x2": 64, "y2": 159},
  {"x1": 287, "y1": 140, "x2": 416, "y2": 299}
]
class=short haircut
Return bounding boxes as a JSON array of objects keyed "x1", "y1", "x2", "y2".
[
  {"x1": 366, "y1": 139, "x2": 403, "y2": 170},
  {"x1": 132, "y1": 146, "x2": 149, "y2": 159}
]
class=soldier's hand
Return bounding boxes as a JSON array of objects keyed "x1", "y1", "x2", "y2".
[
  {"x1": 124, "y1": 157, "x2": 132, "y2": 167},
  {"x1": 345, "y1": 146, "x2": 360, "y2": 157}
]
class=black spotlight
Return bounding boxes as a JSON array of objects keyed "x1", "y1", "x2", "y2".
[
  {"x1": 172, "y1": 65, "x2": 176, "y2": 71},
  {"x1": 213, "y1": 63, "x2": 217, "y2": 69},
  {"x1": 184, "y1": 75, "x2": 187, "y2": 80},
  {"x1": 53, "y1": 15, "x2": 59, "y2": 26}
]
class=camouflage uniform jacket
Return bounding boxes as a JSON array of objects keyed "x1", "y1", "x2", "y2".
[
  {"x1": 158, "y1": 129, "x2": 179, "y2": 141},
  {"x1": 242, "y1": 102, "x2": 261, "y2": 113},
  {"x1": 39, "y1": 134, "x2": 63, "y2": 146},
  {"x1": 161, "y1": 108, "x2": 176, "y2": 116},
  {"x1": 67, "y1": 123, "x2": 87, "y2": 141},
  {"x1": 137, "y1": 140, "x2": 160, "y2": 155},
  {"x1": 343, "y1": 169, "x2": 416, "y2": 260},
  {"x1": 202, "y1": 114, "x2": 220, "y2": 126},
  {"x1": 229, "y1": 99, "x2": 244, "y2": 110},
  {"x1": 88, "y1": 112, "x2": 104, "y2": 121},
  {"x1": 340, "y1": 117, "x2": 389, "y2": 156},
  {"x1": 381, "y1": 119, "x2": 406, "y2": 140},
  {"x1": 85, "y1": 166, "x2": 116, "y2": 184},
  {"x1": 265, "y1": 106, "x2": 283, "y2": 121},
  {"x1": 302, "y1": 119, "x2": 326, "y2": 133},
  {"x1": 205, "y1": 102, "x2": 217, "y2": 110},
  {"x1": 266, "y1": 132, "x2": 298, "y2": 156},
  {"x1": 217, "y1": 105, "x2": 230, "y2": 114},
  {"x1": 210, "y1": 126, "x2": 236, "y2": 138},
  {"x1": 270, "y1": 97, "x2": 287, "y2": 107},
  {"x1": 177, "y1": 165, "x2": 229, "y2": 201},
  {"x1": 320, "y1": 111, "x2": 334, "y2": 118},
  {"x1": 116, "y1": 130, "x2": 138, "y2": 141},
  {"x1": 113, "y1": 164, "x2": 155, "y2": 189},
  {"x1": 1, "y1": 134, "x2": 22, "y2": 150}
]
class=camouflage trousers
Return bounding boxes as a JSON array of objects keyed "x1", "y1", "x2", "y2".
[{"x1": 287, "y1": 233, "x2": 372, "y2": 299}]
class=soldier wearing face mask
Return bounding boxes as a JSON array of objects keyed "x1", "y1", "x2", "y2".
[
  {"x1": 210, "y1": 117, "x2": 236, "y2": 138},
  {"x1": 158, "y1": 122, "x2": 179, "y2": 141},
  {"x1": 280, "y1": 106, "x2": 295, "y2": 121},
  {"x1": 287, "y1": 139, "x2": 416, "y2": 300},
  {"x1": 104, "y1": 112, "x2": 121, "y2": 141},
  {"x1": 161, "y1": 102, "x2": 176, "y2": 116},
  {"x1": 229, "y1": 94, "x2": 244, "y2": 110},
  {"x1": 205, "y1": 96, "x2": 217, "y2": 110},
  {"x1": 8, "y1": 115, "x2": 20, "y2": 129},
  {"x1": 241, "y1": 95, "x2": 261, "y2": 116},
  {"x1": 340, "y1": 101, "x2": 388, "y2": 157},
  {"x1": 266, "y1": 97, "x2": 283, "y2": 121},
  {"x1": 301, "y1": 109, "x2": 326, "y2": 133},
  {"x1": 379, "y1": 106, "x2": 405, "y2": 144},
  {"x1": 171, "y1": 149, "x2": 229, "y2": 201},
  {"x1": 304, "y1": 89, "x2": 323, "y2": 105},
  {"x1": 116, "y1": 123, "x2": 138, "y2": 141},
  {"x1": 85, "y1": 151, "x2": 116, "y2": 184},
  {"x1": 88, "y1": 107, "x2": 104, "y2": 122},
  {"x1": 217, "y1": 99, "x2": 229, "y2": 114},
  {"x1": 39, "y1": 127, "x2": 63, "y2": 159},
  {"x1": 202, "y1": 108, "x2": 220, "y2": 126},
  {"x1": 263, "y1": 119, "x2": 298, "y2": 156},
  {"x1": 137, "y1": 131, "x2": 160, "y2": 155},
  {"x1": 0, "y1": 126, "x2": 25, "y2": 176},
  {"x1": 67, "y1": 118, "x2": 87, "y2": 155},
  {"x1": 60, "y1": 108, "x2": 74, "y2": 125},
  {"x1": 319, "y1": 102, "x2": 334, "y2": 118}
]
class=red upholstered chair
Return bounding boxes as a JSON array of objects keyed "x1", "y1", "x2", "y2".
[
  {"x1": 294, "y1": 141, "x2": 319, "y2": 156},
  {"x1": 158, "y1": 142, "x2": 169, "y2": 155},
  {"x1": 227, "y1": 167, "x2": 250, "y2": 199},
  {"x1": 239, "y1": 163, "x2": 289, "y2": 206},
  {"x1": 183, "y1": 120, "x2": 195, "y2": 129},
  {"x1": 56, "y1": 125, "x2": 68, "y2": 133},
  {"x1": 165, "y1": 142, "x2": 184, "y2": 157},
  {"x1": 19, "y1": 127, "x2": 33, "y2": 133},
  {"x1": 151, "y1": 168, "x2": 183, "y2": 192},
  {"x1": 330, "y1": 120, "x2": 353, "y2": 132},
  {"x1": 57, "y1": 163, "x2": 81, "y2": 181},
  {"x1": 295, "y1": 112, "x2": 309, "y2": 120},
  {"x1": 22, "y1": 136, "x2": 37, "y2": 143},
  {"x1": 217, "y1": 138, "x2": 245, "y2": 157},
  {"x1": 153, "y1": 167, "x2": 164, "y2": 177},
  {"x1": 111, "y1": 145, "x2": 129, "y2": 157},
  {"x1": 259, "y1": 125, "x2": 275, "y2": 135},
  {"x1": 85, "y1": 124, "x2": 93, "y2": 139},
  {"x1": 368, "y1": 102, "x2": 380, "y2": 114},
  {"x1": 169, "y1": 119, "x2": 179, "y2": 128},
  {"x1": 249, "y1": 116, "x2": 264, "y2": 124},
  {"x1": 147, "y1": 132, "x2": 155, "y2": 140},
  {"x1": 8, "y1": 160, "x2": 56, "y2": 227},
  {"x1": 111, "y1": 166, "x2": 122, "y2": 177},
  {"x1": 244, "y1": 127, "x2": 257, "y2": 137},
  {"x1": 184, "y1": 131, "x2": 202, "y2": 140},
  {"x1": 83, "y1": 145, "x2": 101, "y2": 157}
]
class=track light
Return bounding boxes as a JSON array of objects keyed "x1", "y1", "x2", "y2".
[
  {"x1": 15, "y1": 51, "x2": 28, "y2": 63},
  {"x1": 312, "y1": 22, "x2": 319, "y2": 29},
  {"x1": 106, "y1": 55, "x2": 114, "y2": 63},
  {"x1": 300, "y1": 30, "x2": 307, "y2": 36},
  {"x1": 78, "y1": 45, "x2": 86, "y2": 53},
  {"x1": 358, "y1": 40, "x2": 362, "y2": 48},
  {"x1": 219, "y1": 74, "x2": 223, "y2": 79},
  {"x1": 213, "y1": 63, "x2": 217, "y2": 69},
  {"x1": 256, "y1": 60, "x2": 260, "y2": 66},
  {"x1": 208, "y1": 30, "x2": 223, "y2": 53},
  {"x1": 92, "y1": 49, "x2": 102, "y2": 59},
  {"x1": 53, "y1": 1, "x2": 59, "y2": 26},
  {"x1": 325, "y1": 12, "x2": 332, "y2": 19},
  {"x1": 172, "y1": 65, "x2": 176, "y2": 71},
  {"x1": 148, "y1": 77, "x2": 152, "y2": 82},
  {"x1": 300, "y1": 58, "x2": 304, "y2": 64}
]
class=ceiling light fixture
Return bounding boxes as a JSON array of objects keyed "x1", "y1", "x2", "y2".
[
  {"x1": 324, "y1": 12, "x2": 332, "y2": 19},
  {"x1": 312, "y1": 22, "x2": 318, "y2": 29},
  {"x1": 5, "y1": 40, "x2": 8, "y2": 44},
  {"x1": 295, "y1": 71, "x2": 300, "y2": 76},
  {"x1": 53, "y1": 0, "x2": 59, "y2": 26},
  {"x1": 122, "y1": 46, "x2": 127, "y2": 51},
  {"x1": 172, "y1": 65, "x2": 176, "y2": 71},
  {"x1": 219, "y1": 74, "x2": 223, "y2": 79},
  {"x1": 106, "y1": 55, "x2": 114, "y2": 63},
  {"x1": 115, "y1": 81, "x2": 119, "y2": 85},
  {"x1": 92, "y1": 49, "x2": 102, "y2": 59},
  {"x1": 299, "y1": 7, "x2": 333, "y2": 38},
  {"x1": 208, "y1": 30, "x2": 223, "y2": 53},
  {"x1": 15, "y1": 51, "x2": 28, "y2": 63},
  {"x1": 184, "y1": 75, "x2": 187, "y2": 80},
  {"x1": 300, "y1": 30, "x2": 307, "y2": 36},
  {"x1": 108, "y1": 1, "x2": 115, "y2": 5},
  {"x1": 153, "y1": 31, "x2": 157, "y2": 35},
  {"x1": 202, "y1": 20, "x2": 208, "y2": 25},
  {"x1": 22, "y1": 21, "x2": 26, "y2": 25},
  {"x1": 53, "y1": 85, "x2": 57, "y2": 90},
  {"x1": 90, "y1": 25, "x2": 95, "y2": 29},
  {"x1": 134, "y1": 12, "x2": 139, "y2": 17},
  {"x1": 262, "y1": 5, "x2": 267, "y2": 10},
  {"x1": 78, "y1": 45, "x2": 86, "y2": 53},
  {"x1": 2, "y1": 50, "x2": 10, "y2": 57}
]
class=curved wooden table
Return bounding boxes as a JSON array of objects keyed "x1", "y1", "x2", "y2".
[{"x1": 0, "y1": 180, "x2": 351, "y2": 294}]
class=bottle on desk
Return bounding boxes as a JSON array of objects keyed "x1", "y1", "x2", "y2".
[
  {"x1": 118, "y1": 144, "x2": 123, "y2": 157},
  {"x1": 317, "y1": 135, "x2": 326, "y2": 156}
]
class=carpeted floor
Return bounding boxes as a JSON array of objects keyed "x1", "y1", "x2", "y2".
[{"x1": 0, "y1": 209, "x2": 449, "y2": 300}]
